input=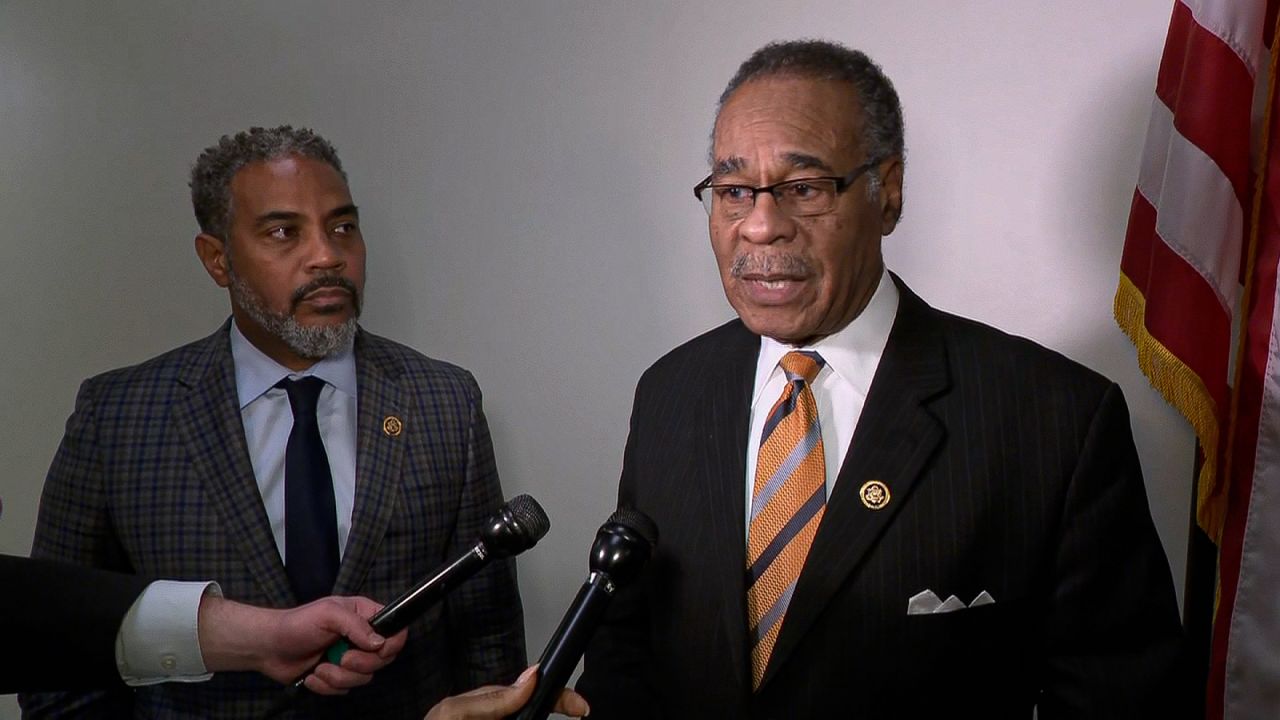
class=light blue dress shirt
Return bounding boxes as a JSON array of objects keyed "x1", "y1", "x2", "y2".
[{"x1": 230, "y1": 320, "x2": 358, "y2": 562}]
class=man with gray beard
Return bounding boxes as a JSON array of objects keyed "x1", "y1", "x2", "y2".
[{"x1": 22, "y1": 126, "x2": 526, "y2": 719}]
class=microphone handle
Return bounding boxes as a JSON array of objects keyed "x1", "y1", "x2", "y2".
[
  {"x1": 279, "y1": 541, "x2": 489, "y2": 697},
  {"x1": 513, "y1": 573, "x2": 615, "y2": 720},
  {"x1": 370, "y1": 541, "x2": 488, "y2": 635}
]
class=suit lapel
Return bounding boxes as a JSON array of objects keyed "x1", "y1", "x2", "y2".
[
  {"x1": 761, "y1": 280, "x2": 950, "y2": 687},
  {"x1": 335, "y1": 332, "x2": 407, "y2": 594},
  {"x1": 173, "y1": 324, "x2": 295, "y2": 606},
  {"x1": 695, "y1": 322, "x2": 759, "y2": 695}
]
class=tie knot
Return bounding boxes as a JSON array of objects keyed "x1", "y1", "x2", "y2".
[
  {"x1": 279, "y1": 376, "x2": 326, "y2": 416},
  {"x1": 780, "y1": 351, "x2": 824, "y2": 384}
]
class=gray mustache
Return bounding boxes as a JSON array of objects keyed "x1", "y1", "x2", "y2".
[
  {"x1": 291, "y1": 276, "x2": 360, "y2": 308},
  {"x1": 729, "y1": 254, "x2": 812, "y2": 278}
]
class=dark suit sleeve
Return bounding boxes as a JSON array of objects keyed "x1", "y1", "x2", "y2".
[
  {"x1": 576, "y1": 385, "x2": 664, "y2": 719},
  {"x1": 29, "y1": 379, "x2": 125, "y2": 569},
  {"x1": 443, "y1": 377, "x2": 527, "y2": 690},
  {"x1": 0, "y1": 555, "x2": 149, "y2": 694},
  {"x1": 1037, "y1": 384, "x2": 1187, "y2": 717},
  {"x1": 21, "y1": 379, "x2": 137, "y2": 715}
]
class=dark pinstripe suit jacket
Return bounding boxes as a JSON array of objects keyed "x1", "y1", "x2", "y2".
[
  {"x1": 578, "y1": 279, "x2": 1185, "y2": 719},
  {"x1": 21, "y1": 323, "x2": 526, "y2": 719}
]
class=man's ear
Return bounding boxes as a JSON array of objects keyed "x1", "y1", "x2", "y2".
[
  {"x1": 195, "y1": 233, "x2": 231, "y2": 288},
  {"x1": 877, "y1": 157, "x2": 904, "y2": 236}
]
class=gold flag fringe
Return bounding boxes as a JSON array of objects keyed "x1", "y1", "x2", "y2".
[{"x1": 1114, "y1": 273, "x2": 1226, "y2": 542}]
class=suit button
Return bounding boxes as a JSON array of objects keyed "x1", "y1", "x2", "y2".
[{"x1": 160, "y1": 654, "x2": 177, "y2": 671}]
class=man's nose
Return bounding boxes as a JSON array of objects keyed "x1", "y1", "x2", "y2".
[
  {"x1": 304, "y1": 226, "x2": 345, "y2": 270},
  {"x1": 736, "y1": 191, "x2": 794, "y2": 245}
]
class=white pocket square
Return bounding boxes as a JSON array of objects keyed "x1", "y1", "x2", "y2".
[{"x1": 907, "y1": 589, "x2": 996, "y2": 615}]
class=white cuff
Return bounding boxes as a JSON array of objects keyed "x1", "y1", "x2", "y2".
[{"x1": 115, "y1": 580, "x2": 221, "y2": 686}]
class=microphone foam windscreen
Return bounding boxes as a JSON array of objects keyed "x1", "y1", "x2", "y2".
[
  {"x1": 609, "y1": 507, "x2": 658, "y2": 548},
  {"x1": 508, "y1": 494, "x2": 552, "y2": 542}
]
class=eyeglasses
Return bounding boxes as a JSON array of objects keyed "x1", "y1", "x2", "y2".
[{"x1": 692, "y1": 159, "x2": 879, "y2": 219}]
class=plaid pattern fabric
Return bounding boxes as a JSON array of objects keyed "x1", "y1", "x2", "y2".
[{"x1": 21, "y1": 322, "x2": 526, "y2": 719}]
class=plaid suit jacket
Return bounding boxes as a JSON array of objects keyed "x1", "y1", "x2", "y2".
[{"x1": 21, "y1": 322, "x2": 526, "y2": 719}]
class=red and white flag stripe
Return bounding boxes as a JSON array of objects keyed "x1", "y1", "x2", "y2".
[{"x1": 1119, "y1": 1, "x2": 1280, "y2": 717}]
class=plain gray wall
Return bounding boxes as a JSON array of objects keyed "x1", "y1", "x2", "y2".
[{"x1": 0, "y1": 1, "x2": 1192, "y2": 715}]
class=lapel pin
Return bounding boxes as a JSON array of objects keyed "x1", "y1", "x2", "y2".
[
  {"x1": 859, "y1": 480, "x2": 890, "y2": 510},
  {"x1": 382, "y1": 415, "x2": 403, "y2": 437}
]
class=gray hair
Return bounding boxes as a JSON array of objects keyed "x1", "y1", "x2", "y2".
[
  {"x1": 189, "y1": 125, "x2": 347, "y2": 239},
  {"x1": 715, "y1": 40, "x2": 905, "y2": 200}
]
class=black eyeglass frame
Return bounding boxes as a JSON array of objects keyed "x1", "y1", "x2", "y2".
[{"x1": 692, "y1": 158, "x2": 881, "y2": 216}]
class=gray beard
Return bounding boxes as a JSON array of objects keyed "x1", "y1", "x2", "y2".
[{"x1": 228, "y1": 270, "x2": 359, "y2": 360}]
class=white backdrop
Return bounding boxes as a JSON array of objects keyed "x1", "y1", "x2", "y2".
[{"x1": 0, "y1": 1, "x2": 1193, "y2": 715}]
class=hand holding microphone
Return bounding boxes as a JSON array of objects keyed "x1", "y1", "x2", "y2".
[
  {"x1": 424, "y1": 665, "x2": 590, "y2": 720},
  {"x1": 513, "y1": 507, "x2": 658, "y2": 720},
  {"x1": 265, "y1": 495, "x2": 550, "y2": 718}
]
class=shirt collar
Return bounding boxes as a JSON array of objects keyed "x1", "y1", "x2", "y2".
[
  {"x1": 751, "y1": 268, "x2": 900, "y2": 408},
  {"x1": 229, "y1": 319, "x2": 358, "y2": 409}
]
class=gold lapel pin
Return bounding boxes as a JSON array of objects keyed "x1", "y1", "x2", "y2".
[
  {"x1": 382, "y1": 415, "x2": 403, "y2": 437},
  {"x1": 859, "y1": 480, "x2": 890, "y2": 510}
]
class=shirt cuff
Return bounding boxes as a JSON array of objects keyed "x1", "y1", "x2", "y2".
[{"x1": 115, "y1": 580, "x2": 221, "y2": 686}]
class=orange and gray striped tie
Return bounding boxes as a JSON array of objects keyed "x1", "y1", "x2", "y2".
[{"x1": 747, "y1": 350, "x2": 827, "y2": 690}]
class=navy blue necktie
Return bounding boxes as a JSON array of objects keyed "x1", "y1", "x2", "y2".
[{"x1": 280, "y1": 377, "x2": 339, "y2": 603}]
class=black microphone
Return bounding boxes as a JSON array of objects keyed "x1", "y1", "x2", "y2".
[
  {"x1": 264, "y1": 494, "x2": 550, "y2": 718},
  {"x1": 512, "y1": 507, "x2": 658, "y2": 720},
  {"x1": 364, "y1": 493, "x2": 550, "y2": 636}
]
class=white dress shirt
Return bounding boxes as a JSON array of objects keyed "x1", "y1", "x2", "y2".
[
  {"x1": 744, "y1": 269, "x2": 899, "y2": 536},
  {"x1": 115, "y1": 581, "x2": 219, "y2": 686}
]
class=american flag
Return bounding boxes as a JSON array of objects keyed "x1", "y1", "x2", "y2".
[{"x1": 1117, "y1": 1, "x2": 1280, "y2": 716}]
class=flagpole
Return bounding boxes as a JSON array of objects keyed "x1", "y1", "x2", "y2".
[{"x1": 1183, "y1": 443, "x2": 1216, "y2": 715}]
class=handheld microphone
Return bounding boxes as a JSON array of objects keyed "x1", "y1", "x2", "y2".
[
  {"x1": 513, "y1": 507, "x2": 658, "y2": 720},
  {"x1": 265, "y1": 494, "x2": 550, "y2": 718},
  {"x1": 365, "y1": 493, "x2": 550, "y2": 636}
]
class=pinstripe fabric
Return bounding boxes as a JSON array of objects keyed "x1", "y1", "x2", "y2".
[
  {"x1": 746, "y1": 351, "x2": 825, "y2": 689},
  {"x1": 578, "y1": 275, "x2": 1185, "y2": 718},
  {"x1": 21, "y1": 322, "x2": 526, "y2": 719}
]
